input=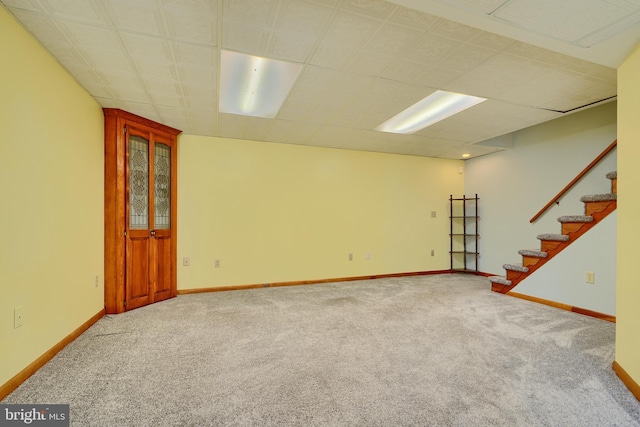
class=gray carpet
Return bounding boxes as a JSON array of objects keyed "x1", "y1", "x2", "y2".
[{"x1": 3, "y1": 274, "x2": 640, "y2": 426}]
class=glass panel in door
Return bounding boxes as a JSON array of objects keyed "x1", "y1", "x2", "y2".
[{"x1": 129, "y1": 135, "x2": 149, "y2": 230}]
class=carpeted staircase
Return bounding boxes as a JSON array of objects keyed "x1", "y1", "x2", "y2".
[{"x1": 489, "y1": 171, "x2": 617, "y2": 293}]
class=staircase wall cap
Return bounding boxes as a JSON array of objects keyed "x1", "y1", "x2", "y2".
[
  {"x1": 580, "y1": 193, "x2": 617, "y2": 202},
  {"x1": 503, "y1": 263, "x2": 529, "y2": 272},
  {"x1": 557, "y1": 215, "x2": 594, "y2": 223},
  {"x1": 606, "y1": 171, "x2": 617, "y2": 179},
  {"x1": 536, "y1": 233, "x2": 570, "y2": 241},
  {"x1": 518, "y1": 249, "x2": 548, "y2": 257}
]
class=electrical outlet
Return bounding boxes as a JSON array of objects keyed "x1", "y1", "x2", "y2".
[
  {"x1": 14, "y1": 307, "x2": 24, "y2": 329},
  {"x1": 431, "y1": 249, "x2": 435, "y2": 256},
  {"x1": 366, "y1": 252, "x2": 371, "y2": 260},
  {"x1": 94, "y1": 275, "x2": 99, "y2": 288},
  {"x1": 348, "y1": 253, "x2": 353, "y2": 261},
  {"x1": 214, "y1": 259, "x2": 221, "y2": 268},
  {"x1": 183, "y1": 257, "x2": 190, "y2": 267},
  {"x1": 585, "y1": 271, "x2": 595, "y2": 284},
  {"x1": 431, "y1": 211, "x2": 437, "y2": 218}
]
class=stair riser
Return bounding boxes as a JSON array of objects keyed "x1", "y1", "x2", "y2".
[
  {"x1": 522, "y1": 256, "x2": 545, "y2": 268},
  {"x1": 541, "y1": 241, "x2": 562, "y2": 252},
  {"x1": 585, "y1": 200, "x2": 615, "y2": 216},
  {"x1": 561, "y1": 222, "x2": 589, "y2": 235},
  {"x1": 491, "y1": 282, "x2": 513, "y2": 293},
  {"x1": 506, "y1": 270, "x2": 526, "y2": 281}
]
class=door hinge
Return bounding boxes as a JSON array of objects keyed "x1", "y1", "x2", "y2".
[
  {"x1": 123, "y1": 125, "x2": 127, "y2": 134},
  {"x1": 124, "y1": 230, "x2": 127, "y2": 237},
  {"x1": 123, "y1": 300, "x2": 127, "y2": 307}
]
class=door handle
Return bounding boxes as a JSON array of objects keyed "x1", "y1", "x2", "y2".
[{"x1": 150, "y1": 230, "x2": 156, "y2": 237}]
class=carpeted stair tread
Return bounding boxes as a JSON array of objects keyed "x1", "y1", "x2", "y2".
[
  {"x1": 580, "y1": 193, "x2": 617, "y2": 202},
  {"x1": 488, "y1": 276, "x2": 512, "y2": 286},
  {"x1": 503, "y1": 263, "x2": 529, "y2": 273},
  {"x1": 557, "y1": 215, "x2": 594, "y2": 223},
  {"x1": 518, "y1": 249, "x2": 548, "y2": 258},
  {"x1": 537, "y1": 233, "x2": 570, "y2": 241},
  {"x1": 606, "y1": 171, "x2": 617, "y2": 179}
]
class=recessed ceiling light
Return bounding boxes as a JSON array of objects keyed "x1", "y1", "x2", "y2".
[
  {"x1": 375, "y1": 90, "x2": 487, "y2": 134},
  {"x1": 462, "y1": 153, "x2": 470, "y2": 158},
  {"x1": 219, "y1": 50, "x2": 303, "y2": 119}
]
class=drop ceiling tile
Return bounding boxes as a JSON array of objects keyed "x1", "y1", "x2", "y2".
[
  {"x1": 388, "y1": 5, "x2": 441, "y2": 30},
  {"x1": 283, "y1": 121, "x2": 322, "y2": 145},
  {"x1": 225, "y1": 0, "x2": 278, "y2": 29},
  {"x1": 151, "y1": 93, "x2": 184, "y2": 108},
  {"x1": 346, "y1": 51, "x2": 395, "y2": 76},
  {"x1": 562, "y1": 60, "x2": 617, "y2": 82},
  {"x1": 431, "y1": 19, "x2": 482, "y2": 42},
  {"x1": 310, "y1": 44, "x2": 358, "y2": 69},
  {"x1": 380, "y1": 59, "x2": 427, "y2": 84},
  {"x1": 438, "y1": 45, "x2": 495, "y2": 72},
  {"x1": 144, "y1": 78, "x2": 181, "y2": 95},
  {"x1": 178, "y1": 65, "x2": 216, "y2": 85},
  {"x1": 494, "y1": 80, "x2": 560, "y2": 106},
  {"x1": 406, "y1": 35, "x2": 463, "y2": 64},
  {"x1": 267, "y1": 32, "x2": 315, "y2": 62},
  {"x1": 161, "y1": 0, "x2": 218, "y2": 16},
  {"x1": 157, "y1": 106, "x2": 190, "y2": 129},
  {"x1": 468, "y1": 30, "x2": 514, "y2": 50},
  {"x1": 275, "y1": 0, "x2": 333, "y2": 36},
  {"x1": 79, "y1": 49, "x2": 132, "y2": 72},
  {"x1": 364, "y1": 23, "x2": 423, "y2": 56},
  {"x1": 341, "y1": 0, "x2": 397, "y2": 19},
  {"x1": 39, "y1": 0, "x2": 108, "y2": 24},
  {"x1": 9, "y1": 11, "x2": 68, "y2": 47},
  {"x1": 504, "y1": 41, "x2": 579, "y2": 68},
  {"x1": 2, "y1": 0, "x2": 44, "y2": 13},
  {"x1": 218, "y1": 113, "x2": 246, "y2": 138},
  {"x1": 120, "y1": 33, "x2": 172, "y2": 60},
  {"x1": 61, "y1": 22, "x2": 120, "y2": 51},
  {"x1": 110, "y1": 88, "x2": 151, "y2": 104},
  {"x1": 242, "y1": 117, "x2": 275, "y2": 141},
  {"x1": 104, "y1": 0, "x2": 166, "y2": 36},
  {"x1": 322, "y1": 12, "x2": 382, "y2": 48},
  {"x1": 264, "y1": 119, "x2": 295, "y2": 143},
  {"x1": 96, "y1": 71, "x2": 140, "y2": 89},
  {"x1": 538, "y1": 95, "x2": 594, "y2": 112},
  {"x1": 466, "y1": 53, "x2": 555, "y2": 84},
  {"x1": 47, "y1": 46, "x2": 90, "y2": 70},
  {"x1": 120, "y1": 102, "x2": 161, "y2": 122},
  {"x1": 173, "y1": 42, "x2": 217, "y2": 68},
  {"x1": 93, "y1": 97, "x2": 122, "y2": 109},
  {"x1": 222, "y1": 22, "x2": 269, "y2": 56},
  {"x1": 439, "y1": 0, "x2": 508, "y2": 14},
  {"x1": 413, "y1": 66, "x2": 463, "y2": 88},
  {"x1": 164, "y1": 9, "x2": 217, "y2": 45},
  {"x1": 493, "y1": 0, "x2": 635, "y2": 43},
  {"x1": 134, "y1": 60, "x2": 178, "y2": 81},
  {"x1": 444, "y1": 74, "x2": 520, "y2": 98},
  {"x1": 185, "y1": 94, "x2": 215, "y2": 110},
  {"x1": 191, "y1": 121, "x2": 218, "y2": 136},
  {"x1": 307, "y1": 125, "x2": 360, "y2": 148}
]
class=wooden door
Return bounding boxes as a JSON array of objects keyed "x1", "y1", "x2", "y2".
[{"x1": 125, "y1": 124, "x2": 175, "y2": 311}]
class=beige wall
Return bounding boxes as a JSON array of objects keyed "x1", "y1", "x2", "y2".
[
  {"x1": 616, "y1": 43, "x2": 640, "y2": 387},
  {"x1": 0, "y1": 7, "x2": 104, "y2": 386},
  {"x1": 178, "y1": 135, "x2": 463, "y2": 289}
]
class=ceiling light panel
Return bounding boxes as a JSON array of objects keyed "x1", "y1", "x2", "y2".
[
  {"x1": 219, "y1": 50, "x2": 303, "y2": 119},
  {"x1": 376, "y1": 90, "x2": 487, "y2": 134}
]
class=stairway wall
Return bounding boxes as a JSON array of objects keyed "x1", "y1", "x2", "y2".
[
  {"x1": 464, "y1": 102, "x2": 616, "y2": 305},
  {"x1": 510, "y1": 212, "x2": 616, "y2": 315}
]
